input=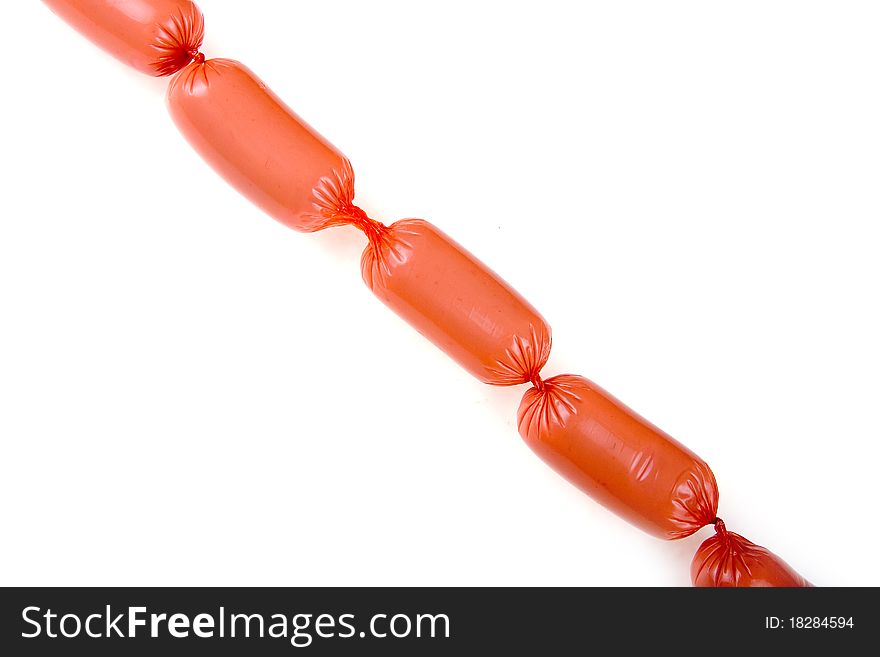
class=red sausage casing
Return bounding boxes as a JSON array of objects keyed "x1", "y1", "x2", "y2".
[
  {"x1": 363, "y1": 219, "x2": 551, "y2": 385},
  {"x1": 167, "y1": 59, "x2": 354, "y2": 233},
  {"x1": 42, "y1": 0, "x2": 204, "y2": 76},
  {"x1": 691, "y1": 521, "x2": 811, "y2": 587},
  {"x1": 518, "y1": 375, "x2": 718, "y2": 539}
]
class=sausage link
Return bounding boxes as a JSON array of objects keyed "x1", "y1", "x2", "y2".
[
  {"x1": 167, "y1": 58, "x2": 354, "y2": 233},
  {"x1": 691, "y1": 519, "x2": 811, "y2": 587},
  {"x1": 363, "y1": 219, "x2": 551, "y2": 385},
  {"x1": 43, "y1": 0, "x2": 204, "y2": 76},
  {"x1": 518, "y1": 374, "x2": 718, "y2": 539}
]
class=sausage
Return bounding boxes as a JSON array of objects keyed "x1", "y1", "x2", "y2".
[
  {"x1": 691, "y1": 520, "x2": 811, "y2": 586},
  {"x1": 518, "y1": 374, "x2": 718, "y2": 539},
  {"x1": 167, "y1": 58, "x2": 355, "y2": 233},
  {"x1": 38, "y1": 0, "x2": 819, "y2": 587},
  {"x1": 42, "y1": 0, "x2": 204, "y2": 76},
  {"x1": 363, "y1": 219, "x2": 551, "y2": 385}
]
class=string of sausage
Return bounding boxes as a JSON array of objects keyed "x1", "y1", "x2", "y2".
[{"x1": 40, "y1": 0, "x2": 811, "y2": 586}]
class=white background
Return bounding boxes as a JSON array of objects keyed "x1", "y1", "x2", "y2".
[{"x1": 1, "y1": 1, "x2": 877, "y2": 586}]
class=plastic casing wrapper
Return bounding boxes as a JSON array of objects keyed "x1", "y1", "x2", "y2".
[
  {"x1": 691, "y1": 522, "x2": 811, "y2": 587},
  {"x1": 518, "y1": 375, "x2": 718, "y2": 539},
  {"x1": 167, "y1": 59, "x2": 352, "y2": 233},
  {"x1": 43, "y1": 0, "x2": 204, "y2": 76},
  {"x1": 362, "y1": 220, "x2": 551, "y2": 385}
]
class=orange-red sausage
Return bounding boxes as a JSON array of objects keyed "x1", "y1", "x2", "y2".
[
  {"x1": 363, "y1": 219, "x2": 551, "y2": 385},
  {"x1": 691, "y1": 520, "x2": 811, "y2": 587},
  {"x1": 167, "y1": 59, "x2": 353, "y2": 233},
  {"x1": 518, "y1": 375, "x2": 718, "y2": 539},
  {"x1": 42, "y1": 0, "x2": 204, "y2": 76}
]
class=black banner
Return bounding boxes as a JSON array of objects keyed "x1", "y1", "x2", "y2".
[{"x1": 0, "y1": 587, "x2": 870, "y2": 654}]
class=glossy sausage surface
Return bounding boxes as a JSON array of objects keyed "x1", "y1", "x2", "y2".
[
  {"x1": 691, "y1": 520, "x2": 811, "y2": 587},
  {"x1": 43, "y1": 0, "x2": 204, "y2": 76},
  {"x1": 362, "y1": 219, "x2": 551, "y2": 385},
  {"x1": 167, "y1": 59, "x2": 352, "y2": 232},
  {"x1": 518, "y1": 374, "x2": 718, "y2": 539}
]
